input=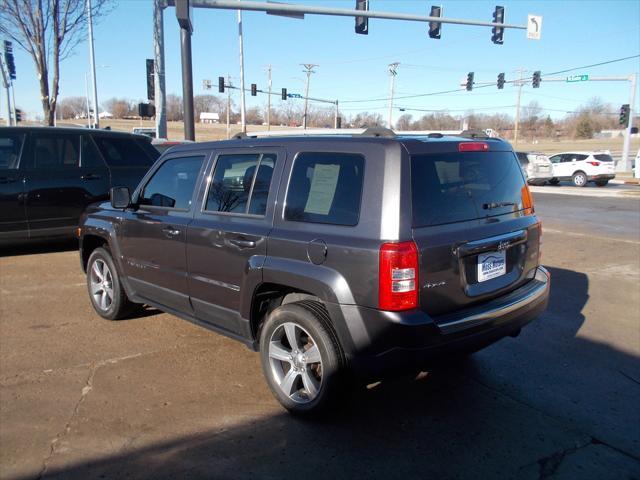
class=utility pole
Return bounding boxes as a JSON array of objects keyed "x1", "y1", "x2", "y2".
[
  {"x1": 153, "y1": 0, "x2": 167, "y2": 139},
  {"x1": 334, "y1": 100, "x2": 339, "y2": 128},
  {"x1": 513, "y1": 68, "x2": 525, "y2": 145},
  {"x1": 301, "y1": 63, "x2": 317, "y2": 129},
  {"x1": 87, "y1": 0, "x2": 100, "y2": 128},
  {"x1": 237, "y1": 6, "x2": 247, "y2": 133},
  {"x1": 621, "y1": 72, "x2": 637, "y2": 175},
  {"x1": 226, "y1": 74, "x2": 231, "y2": 139},
  {"x1": 266, "y1": 64, "x2": 272, "y2": 131},
  {"x1": 387, "y1": 62, "x2": 399, "y2": 129}
]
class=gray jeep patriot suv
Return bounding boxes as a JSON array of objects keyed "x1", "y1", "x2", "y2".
[{"x1": 79, "y1": 129, "x2": 549, "y2": 415}]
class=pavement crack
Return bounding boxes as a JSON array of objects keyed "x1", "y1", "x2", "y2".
[
  {"x1": 618, "y1": 369, "x2": 640, "y2": 386},
  {"x1": 36, "y1": 353, "x2": 143, "y2": 479},
  {"x1": 535, "y1": 438, "x2": 592, "y2": 479}
]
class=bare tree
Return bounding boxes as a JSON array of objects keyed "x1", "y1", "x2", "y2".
[
  {"x1": 0, "y1": 0, "x2": 112, "y2": 125},
  {"x1": 395, "y1": 114, "x2": 413, "y2": 130},
  {"x1": 102, "y1": 97, "x2": 133, "y2": 118},
  {"x1": 58, "y1": 96, "x2": 87, "y2": 118},
  {"x1": 166, "y1": 94, "x2": 183, "y2": 121},
  {"x1": 194, "y1": 94, "x2": 225, "y2": 120}
]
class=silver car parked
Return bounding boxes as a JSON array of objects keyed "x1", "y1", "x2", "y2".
[{"x1": 516, "y1": 152, "x2": 554, "y2": 185}]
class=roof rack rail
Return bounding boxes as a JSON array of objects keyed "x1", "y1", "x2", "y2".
[
  {"x1": 458, "y1": 129, "x2": 491, "y2": 139},
  {"x1": 360, "y1": 127, "x2": 396, "y2": 138}
]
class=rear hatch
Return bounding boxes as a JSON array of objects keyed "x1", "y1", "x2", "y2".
[
  {"x1": 410, "y1": 142, "x2": 541, "y2": 317},
  {"x1": 530, "y1": 154, "x2": 552, "y2": 176},
  {"x1": 593, "y1": 153, "x2": 616, "y2": 175}
]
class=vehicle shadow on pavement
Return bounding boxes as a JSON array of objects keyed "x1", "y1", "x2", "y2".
[
  {"x1": 19, "y1": 267, "x2": 640, "y2": 479},
  {"x1": 0, "y1": 239, "x2": 78, "y2": 258}
]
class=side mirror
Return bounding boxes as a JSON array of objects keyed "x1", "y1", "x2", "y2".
[{"x1": 110, "y1": 186, "x2": 131, "y2": 209}]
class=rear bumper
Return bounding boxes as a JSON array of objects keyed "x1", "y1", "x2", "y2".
[
  {"x1": 340, "y1": 267, "x2": 550, "y2": 380},
  {"x1": 588, "y1": 174, "x2": 615, "y2": 181}
]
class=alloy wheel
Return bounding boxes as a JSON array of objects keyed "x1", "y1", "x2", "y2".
[
  {"x1": 90, "y1": 259, "x2": 114, "y2": 311},
  {"x1": 268, "y1": 322, "x2": 323, "y2": 403}
]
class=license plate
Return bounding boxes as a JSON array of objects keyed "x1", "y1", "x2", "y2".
[{"x1": 477, "y1": 250, "x2": 506, "y2": 282}]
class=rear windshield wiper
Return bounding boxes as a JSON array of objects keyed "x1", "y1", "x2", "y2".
[{"x1": 483, "y1": 201, "x2": 516, "y2": 210}]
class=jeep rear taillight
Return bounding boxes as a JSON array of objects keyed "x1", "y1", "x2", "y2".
[
  {"x1": 379, "y1": 241, "x2": 419, "y2": 311},
  {"x1": 587, "y1": 161, "x2": 601, "y2": 166},
  {"x1": 521, "y1": 184, "x2": 534, "y2": 215}
]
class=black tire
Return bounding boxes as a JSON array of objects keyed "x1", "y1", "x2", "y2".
[
  {"x1": 595, "y1": 179, "x2": 609, "y2": 187},
  {"x1": 259, "y1": 300, "x2": 345, "y2": 416},
  {"x1": 86, "y1": 247, "x2": 137, "y2": 320},
  {"x1": 548, "y1": 178, "x2": 560, "y2": 185},
  {"x1": 572, "y1": 171, "x2": 588, "y2": 187}
]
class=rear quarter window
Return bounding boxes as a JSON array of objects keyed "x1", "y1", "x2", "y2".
[
  {"x1": 285, "y1": 152, "x2": 364, "y2": 226},
  {"x1": 594, "y1": 154, "x2": 614, "y2": 162},
  {"x1": 93, "y1": 136, "x2": 158, "y2": 167},
  {"x1": 411, "y1": 151, "x2": 528, "y2": 227}
]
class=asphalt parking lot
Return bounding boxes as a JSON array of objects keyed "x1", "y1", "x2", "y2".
[{"x1": 1, "y1": 191, "x2": 639, "y2": 480}]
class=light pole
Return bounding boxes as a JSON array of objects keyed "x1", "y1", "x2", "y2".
[{"x1": 86, "y1": 0, "x2": 100, "y2": 128}]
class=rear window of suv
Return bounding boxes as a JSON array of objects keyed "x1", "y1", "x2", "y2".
[
  {"x1": 285, "y1": 152, "x2": 364, "y2": 226},
  {"x1": 411, "y1": 151, "x2": 527, "y2": 227}
]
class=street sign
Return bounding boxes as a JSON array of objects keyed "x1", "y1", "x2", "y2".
[
  {"x1": 526, "y1": 14, "x2": 542, "y2": 40},
  {"x1": 566, "y1": 75, "x2": 589, "y2": 83},
  {"x1": 288, "y1": 93, "x2": 303, "y2": 99}
]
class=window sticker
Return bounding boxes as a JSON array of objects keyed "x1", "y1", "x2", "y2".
[{"x1": 304, "y1": 164, "x2": 340, "y2": 215}]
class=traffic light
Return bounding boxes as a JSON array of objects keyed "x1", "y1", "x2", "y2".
[
  {"x1": 146, "y1": 59, "x2": 155, "y2": 101},
  {"x1": 355, "y1": 0, "x2": 368, "y2": 35},
  {"x1": 251, "y1": 83, "x2": 257, "y2": 96},
  {"x1": 619, "y1": 104, "x2": 630, "y2": 126},
  {"x1": 428, "y1": 5, "x2": 442, "y2": 39},
  {"x1": 532, "y1": 70, "x2": 541, "y2": 88},
  {"x1": 138, "y1": 103, "x2": 156, "y2": 118},
  {"x1": 497, "y1": 72, "x2": 505, "y2": 89},
  {"x1": 282, "y1": 88, "x2": 287, "y2": 100},
  {"x1": 218, "y1": 76, "x2": 225, "y2": 93},
  {"x1": 466, "y1": 72, "x2": 474, "y2": 91},
  {"x1": 3, "y1": 41, "x2": 16, "y2": 80},
  {"x1": 15, "y1": 109, "x2": 22, "y2": 122},
  {"x1": 491, "y1": 6, "x2": 505, "y2": 45}
]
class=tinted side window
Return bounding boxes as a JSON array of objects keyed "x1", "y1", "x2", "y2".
[
  {"x1": 33, "y1": 134, "x2": 80, "y2": 169},
  {"x1": 0, "y1": 133, "x2": 24, "y2": 169},
  {"x1": 139, "y1": 156, "x2": 203, "y2": 209},
  {"x1": 81, "y1": 135, "x2": 107, "y2": 168},
  {"x1": 549, "y1": 155, "x2": 561, "y2": 163},
  {"x1": 594, "y1": 154, "x2": 613, "y2": 162},
  {"x1": 205, "y1": 153, "x2": 276, "y2": 215},
  {"x1": 285, "y1": 152, "x2": 364, "y2": 226},
  {"x1": 93, "y1": 136, "x2": 156, "y2": 167}
]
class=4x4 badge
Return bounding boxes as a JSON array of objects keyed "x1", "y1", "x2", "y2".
[{"x1": 425, "y1": 281, "x2": 446, "y2": 289}]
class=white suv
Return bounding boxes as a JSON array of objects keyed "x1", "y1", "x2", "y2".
[{"x1": 548, "y1": 151, "x2": 616, "y2": 187}]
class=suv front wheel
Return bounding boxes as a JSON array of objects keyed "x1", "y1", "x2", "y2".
[
  {"x1": 87, "y1": 247, "x2": 137, "y2": 320},
  {"x1": 259, "y1": 301, "x2": 344, "y2": 416}
]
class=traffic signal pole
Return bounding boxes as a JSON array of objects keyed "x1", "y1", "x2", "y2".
[
  {"x1": 153, "y1": 0, "x2": 168, "y2": 139},
  {"x1": 0, "y1": 54, "x2": 11, "y2": 126}
]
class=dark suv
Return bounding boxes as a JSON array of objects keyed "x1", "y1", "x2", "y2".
[
  {"x1": 79, "y1": 129, "x2": 549, "y2": 414},
  {"x1": 0, "y1": 126, "x2": 158, "y2": 244}
]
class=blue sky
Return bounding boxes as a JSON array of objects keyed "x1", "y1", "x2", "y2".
[{"x1": 6, "y1": 0, "x2": 640, "y2": 123}]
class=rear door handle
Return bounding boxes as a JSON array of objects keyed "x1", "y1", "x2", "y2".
[
  {"x1": 229, "y1": 238, "x2": 256, "y2": 248},
  {"x1": 161, "y1": 226, "x2": 181, "y2": 237},
  {"x1": 81, "y1": 173, "x2": 101, "y2": 180}
]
